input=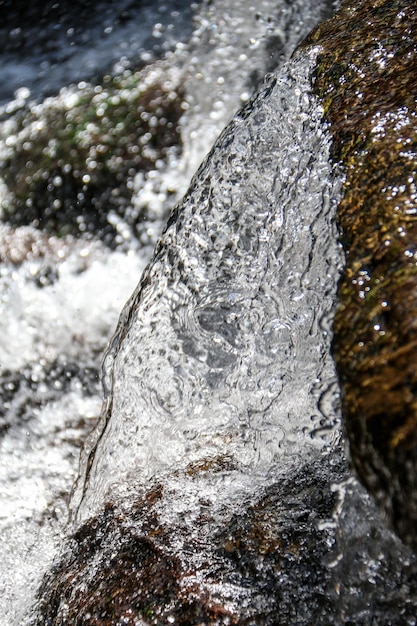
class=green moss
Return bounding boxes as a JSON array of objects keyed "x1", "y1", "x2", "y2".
[
  {"x1": 0, "y1": 64, "x2": 184, "y2": 246},
  {"x1": 301, "y1": 0, "x2": 417, "y2": 549}
]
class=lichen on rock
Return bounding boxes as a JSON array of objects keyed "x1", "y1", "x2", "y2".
[{"x1": 302, "y1": 0, "x2": 417, "y2": 549}]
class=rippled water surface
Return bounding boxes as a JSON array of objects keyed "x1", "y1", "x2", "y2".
[
  {"x1": 74, "y1": 47, "x2": 344, "y2": 524},
  {"x1": 0, "y1": 2, "x2": 340, "y2": 623}
]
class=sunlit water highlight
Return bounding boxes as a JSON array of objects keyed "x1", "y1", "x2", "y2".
[
  {"x1": 73, "y1": 47, "x2": 344, "y2": 525},
  {"x1": 0, "y1": 2, "x2": 339, "y2": 623}
]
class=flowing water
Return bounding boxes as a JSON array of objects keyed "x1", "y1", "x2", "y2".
[
  {"x1": 72, "y1": 46, "x2": 344, "y2": 525},
  {"x1": 2, "y1": 1, "x2": 417, "y2": 625}
]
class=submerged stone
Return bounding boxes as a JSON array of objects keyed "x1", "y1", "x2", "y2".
[
  {"x1": 35, "y1": 453, "x2": 345, "y2": 626},
  {"x1": 302, "y1": 0, "x2": 417, "y2": 549},
  {"x1": 33, "y1": 451, "x2": 417, "y2": 625}
]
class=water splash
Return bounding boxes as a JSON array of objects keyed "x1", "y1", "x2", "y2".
[
  {"x1": 73, "y1": 46, "x2": 344, "y2": 525},
  {"x1": 0, "y1": 1, "x2": 344, "y2": 623}
]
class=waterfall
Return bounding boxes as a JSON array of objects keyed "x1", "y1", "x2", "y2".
[
  {"x1": 2, "y1": 1, "x2": 417, "y2": 624},
  {"x1": 72, "y1": 46, "x2": 344, "y2": 526},
  {"x1": 0, "y1": 2, "x2": 340, "y2": 623}
]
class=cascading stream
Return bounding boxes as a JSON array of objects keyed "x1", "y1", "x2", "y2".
[
  {"x1": 0, "y1": 2, "x2": 343, "y2": 623},
  {"x1": 73, "y1": 46, "x2": 344, "y2": 530},
  {"x1": 4, "y1": 1, "x2": 417, "y2": 624},
  {"x1": 36, "y1": 44, "x2": 349, "y2": 625}
]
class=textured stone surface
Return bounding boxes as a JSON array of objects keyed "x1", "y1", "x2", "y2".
[
  {"x1": 34, "y1": 453, "x2": 345, "y2": 626},
  {"x1": 303, "y1": 0, "x2": 417, "y2": 549}
]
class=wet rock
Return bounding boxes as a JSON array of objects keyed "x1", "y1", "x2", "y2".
[
  {"x1": 32, "y1": 450, "x2": 417, "y2": 625},
  {"x1": 34, "y1": 452, "x2": 345, "y2": 626},
  {"x1": 0, "y1": 64, "x2": 184, "y2": 247},
  {"x1": 330, "y1": 477, "x2": 417, "y2": 625},
  {"x1": 302, "y1": 0, "x2": 417, "y2": 549}
]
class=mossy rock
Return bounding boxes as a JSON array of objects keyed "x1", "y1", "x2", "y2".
[
  {"x1": 302, "y1": 0, "x2": 417, "y2": 549},
  {"x1": 0, "y1": 64, "x2": 184, "y2": 246}
]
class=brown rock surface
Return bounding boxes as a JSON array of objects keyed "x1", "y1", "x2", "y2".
[{"x1": 303, "y1": 0, "x2": 417, "y2": 548}]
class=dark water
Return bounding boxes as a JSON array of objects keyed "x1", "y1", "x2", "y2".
[{"x1": 0, "y1": 0, "x2": 198, "y2": 105}]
